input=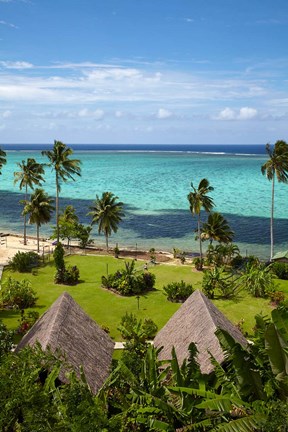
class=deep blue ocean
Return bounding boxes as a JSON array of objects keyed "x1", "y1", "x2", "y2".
[{"x1": 0, "y1": 144, "x2": 287, "y2": 259}]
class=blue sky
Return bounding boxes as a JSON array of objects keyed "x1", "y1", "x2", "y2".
[{"x1": 0, "y1": 0, "x2": 288, "y2": 144}]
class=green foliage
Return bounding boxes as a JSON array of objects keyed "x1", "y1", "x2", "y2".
[
  {"x1": 114, "y1": 244, "x2": 120, "y2": 258},
  {"x1": 201, "y1": 211, "x2": 234, "y2": 244},
  {"x1": 268, "y1": 290, "x2": 285, "y2": 306},
  {"x1": 53, "y1": 242, "x2": 80, "y2": 285},
  {"x1": 75, "y1": 223, "x2": 93, "y2": 249},
  {"x1": 240, "y1": 263, "x2": 275, "y2": 298},
  {"x1": 88, "y1": 191, "x2": 124, "y2": 250},
  {"x1": 202, "y1": 266, "x2": 238, "y2": 299},
  {"x1": 17, "y1": 310, "x2": 39, "y2": 335},
  {"x1": 0, "y1": 277, "x2": 37, "y2": 309},
  {"x1": 119, "y1": 313, "x2": 158, "y2": 340},
  {"x1": 101, "y1": 261, "x2": 155, "y2": 296},
  {"x1": 207, "y1": 243, "x2": 240, "y2": 267},
  {"x1": 0, "y1": 345, "x2": 108, "y2": 431},
  {"x1": 193, "y1": 257, "x2": 203, "y2": 271},
  {"x1": 53, "y1": 242, "x2": 65, "y2": 270},
  {"x1": 54, "y1": 265, "x2": 80, "y2": 285},
  {"x1": 8, "y1": 251, "x2": 40, "y2": 272},
  {"x1": 272, "y1": 261, "x2": 288, "y2": 280},
  {"x1": 163, "y1": 280, "x2": 194, "y2": 302},
  {"x1": 0, "y1": 320, "x2": 14, "y2": 359},
  {"x1": 118, "y1": 314, "x2": 158, "y2": 374}
]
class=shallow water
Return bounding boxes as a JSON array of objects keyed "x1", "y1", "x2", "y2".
[{"x1": 1, "y1": 145, "x2": 287, "y2": 259}]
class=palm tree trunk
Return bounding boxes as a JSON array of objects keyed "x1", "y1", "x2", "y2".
[
  {"x1": 56, "y1": 172, "x2": 59, "y2": 243},
  {"x1": 37, "y1": 224, "x2": 40, "y2": 253},
  {"x1": 106, "y1": 233, "x2": 109, "y2": 251},
  {"x1": 198, "y1": 214, "x2": 203, "y2": 268},
  {"x1": 270, "y1": 175, "x2": 275, "y2": 261},
  {"x1": 24, "y1": 186, "x2": 27, "y2": 245}
]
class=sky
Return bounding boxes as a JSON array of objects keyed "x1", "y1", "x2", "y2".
[{"x1": 0, "y1": 0, "x2": 288, "y2": 145}]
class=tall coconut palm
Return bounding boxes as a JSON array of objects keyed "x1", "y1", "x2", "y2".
[
  {"x1": 42, "y1": 140, "x2": 81, "y2": 242},
  {"x1": 0, "y1": 148, "x2": 6, "y2": 174},
  {"x1": 201, "y1": 212, "x2": 234, "y2": 245},
  {"x1": 88, "y1": 191, "x2": 125, "y2": 250},
  {"x1": 23, "y1": 188, "x2": 54, "y2": 252},
  {"x1": 187, "y1": 178, "x2": 214, "y2": 268},
  {"x1": 261, "y1": 140, "x2": 288, "y2": 261},
  {"x1": 14, "y1": 158, "x2": 45, "y2": 245}
]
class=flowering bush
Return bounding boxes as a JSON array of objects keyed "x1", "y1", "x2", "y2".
[{"x1": 0, "y1": 277, "x2": 37, "y2": 309}]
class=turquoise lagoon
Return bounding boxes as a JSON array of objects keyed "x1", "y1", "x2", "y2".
[{"x1": 0, "y1": 145, "x2": 287, "y2": 260}]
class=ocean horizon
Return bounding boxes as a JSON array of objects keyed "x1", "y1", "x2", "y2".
[{"x1": 0, "y1": 143, "x2": 286, "y2": 259}]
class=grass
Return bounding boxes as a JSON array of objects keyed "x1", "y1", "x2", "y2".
[{"x1": 1, "y1": 254, "x2": 287, "y2": 340}]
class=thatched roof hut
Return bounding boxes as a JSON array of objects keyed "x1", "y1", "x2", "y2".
[
  {"x1": 154, "y1": 290, "x2": 247, "y2": 374},
  {"x1": 16, "y1": 291, "x2": 114, "y2": 394},
  {"x1": 272, "y1": 250, "x2": 288, "y2": 262}
]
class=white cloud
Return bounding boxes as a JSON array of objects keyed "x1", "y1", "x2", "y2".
[
  {"x1": 217, "y1": 107, "x2": 235, "y2": 120},
  {"x1": 2, "y1": 110, "x2": 11, "y2": 118},
  {"x1": 238, "y1": 107, "x2": 257, "y2": 119},
  {"x1": 215, "y1": 107, "x2": 258, "y2": 120},
  {"x1": 0, "y1": 61, "x2": 33, "y2": 69},
  {"x1": 157, "y1": 108, "x2": 173, "y2": 119},
  {"x1": 78, "y1": 108, "x2": 104, "y2": 120},
  {"x1": 115, "y1": 110, "x2": 124, "y2": 118},
  {"x1": 0, "y1": 20, "x2": 18, "y2": 29}
]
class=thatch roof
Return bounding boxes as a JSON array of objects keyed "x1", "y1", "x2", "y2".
[
  {"x1": 16, "y1": 291, "x2": 114, "y2": 394},
  {"x1": 272, "y1": 250, "x2": 288, "y2": 261},
  {"x1": 154, "y1": 290, "x2": 247, "y2": 374}
]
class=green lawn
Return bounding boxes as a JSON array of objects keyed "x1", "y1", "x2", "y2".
[{"x1": 1, "y1": 254, "x2": 287, "y2": 340}]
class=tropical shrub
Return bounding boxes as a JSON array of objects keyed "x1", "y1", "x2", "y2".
[
  {"x1": 75, "y1": 223, "x2": 93, "y2": 249},
  {"x1": 118, "y1": 313, "x2": 158, "y2": 374},
  {"x1": 0, "y1": 320, "x2": 14, "y2": 359},
  {"x1": 114, "y1": 245, "x2": 120, "y2": 258},
  {"x1": 0, "y1": 277, "x2": 37, "y2": 309},
  {"x1": 53, "y1": 242, "x2": 65, "y2": 270},
  {"x1": 101, "y1": 262, "x2": 155, "y2": 296},
  {"x1": 193, "y1": 257, "x2": 203, "y2": 271},
  {"x1": 119, "y1": 313, "x2": 158, "y2": 340},
  {"x1": 172, "y1": 248, "x2": 186, "y2": 263},
  {"x1": 17, "y1": 310, "x2": 39, "y2": 335},
  {"x1": 141, "y1": 271, "x2": 156, "y2": 291},
  {"x1": 54, "y1": 265, "x2": 80, "y2": 285},
  {"x1": 8, "y1": 251, "x2": 40, "y2": 273},
  {"x1": 163, "y1": 280, "x2": 194, "y2": 302},
  {"x1": 268, "y1": 290, "x2": 285, "y2": 306},
  {"x1": 240, "y1": 263, "x2": 275, "y2": 298},
  {"x1": 149, "y1": 247, "x2": 156, "y2": 262},
  {"x1": 272, "y1": 261, "x2": 288, "y2": 280},
  {"x1": 202, "y1": 266, "x2": 238, "y2": 299}
]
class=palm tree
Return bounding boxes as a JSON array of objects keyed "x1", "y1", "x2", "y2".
[
  {"x1": 41, "y1": 140, "x2": 81, "y2": 242},
  {"x1": 261, "y1": 140, "x2": 288, "y2": 261},
  {"x1": 23, "y1": 188, "x2": 54, "y2": 252},
  {"x1": 88, "y1": 191, "x2": 125, "y2": 250},
  {"x1": 0, "y1": 148, "x2": 6, "y2": 174},
  {"x1": 14, "y1": 158, "x2": 45, "y2": 245},
  {"x1": 187, "y1": 178, "x2": 214, "y2": 268},
  {"x1": 201, "y1": 211, "x2": 234, "y2": 245},
  {"x1": 54, "y1": 205, "x2": 79, "y2": 249}
]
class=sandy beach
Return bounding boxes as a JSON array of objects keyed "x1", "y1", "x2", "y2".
[
  {"x1": 0, "y1": 234, "x2": 177, "y2": 268},
  {"x1": 0, "y1": 235, "x2": 53, "y2": 266}
]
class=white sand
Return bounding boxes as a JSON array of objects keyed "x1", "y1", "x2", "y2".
[{"x1": 0, "y1": 235, "x2": 53, "y2": 266}]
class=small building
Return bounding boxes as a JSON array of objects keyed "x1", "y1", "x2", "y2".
[
  {"x1": 16, "y1": 291, "x2": 114, "y2": 394},
  {"x1": 154, "y1": 290, "x2": 247, "y2": 374},
  {"x1": 272, "y1": 250, "x2": 288, "y2": 263}
]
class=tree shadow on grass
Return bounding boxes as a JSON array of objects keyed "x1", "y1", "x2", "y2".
[{"x1": 0, "y1": 308, "x2": 20, "y2": 319}]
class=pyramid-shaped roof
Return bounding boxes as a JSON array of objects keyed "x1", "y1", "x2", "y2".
[
  {"x1": 154, "y1": 290, "x2": 247, "y2": 374},
  {"x1": 16, "y1": 291, "x2": 114, "y2": 394},
  {"x1": 272, "y1": 250, "x2": 288, "y2": 261}
]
